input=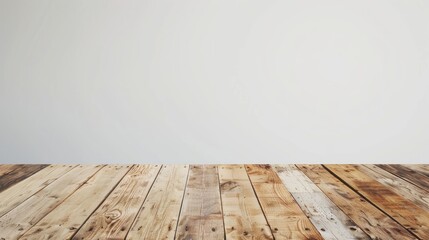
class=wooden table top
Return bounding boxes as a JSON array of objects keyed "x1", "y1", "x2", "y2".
[{"x1": 0, "y1": 164, "x2": 428, "y2": 239}]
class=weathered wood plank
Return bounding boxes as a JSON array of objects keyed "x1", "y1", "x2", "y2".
[
  {"x1": 0, "y1": 164, "x2": 23, "y2": 177},
  {"x1": 127, "y1": 165, "x2": 189, "y2": 240},
  {"x1": 0, "y1": 164, "x2": 48, "y2": 192},
  {"x1": 0, "y1": 165, "x2": 102, "y2": 240},
  {"x1": 218, "y1": 164, "x2": 274, "y2": 240},
  {"x1": 0, "y1": 165, "x2": 75, "y2": 218},
  {"x1": 325, "y1": 164, "x2": 429, "y2": 239},
  {"x1": 175, "y1": 165, "x2": 224, "y2": 240},
  {"x1": 376, "y1": 164, "x2": 429, "y2": 192},
  {"x1": 246, "y1": 164, "x2": 323, "y2": 240},
  {"x1": 298, "y1": 164, "x2": 416, "y2": 240},
  {"x1": 72, "y1": 164, "x2": 161, "y2": 240},
  {"x1": 361, "y1": 165, "x2": 429, "y2": 212},
  {"x1": 20, "y1": 165, "x2": 131, "y2": 240},
  {"x1": 402, "y1": 164, "x2": 429, "y2": 178},
  {"x1": 274, "y1": 164, "x2": 369, "y2": 240}
]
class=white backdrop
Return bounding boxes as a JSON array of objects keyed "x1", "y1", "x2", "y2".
[{"x1": 1, "y1": 0, "x2": 428, "y2": 164}]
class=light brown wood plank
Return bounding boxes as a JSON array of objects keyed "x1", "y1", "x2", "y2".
[
  {"x1": 0, "y1": 165, "x2": 75, "y2": 218},
  {"x1": 218, "y1": 164, "x2": 274, "y2": 240},
  {"x1": 175, "y1": 165, "x2": 224, "y2": 240},
  {"x1": 20, "y1": 165, "x2": 131, "y2": 240},
  {"x1": 361, "y1": 164, "x2": 429, "y2": 212},
  {"x1": 325, "y1": 164, "x2": 429, "y2": 239},
  {"x1": 0, "y1": 164, "x2": 48, "y2": 192},
  {"x1": 275, "y1": 164, "x2": 369, "y2": 240},
  {"x1": 0, "y1": 165, "x2": 102, "y2": 240},
  {"x1": 218, "y1": 164, "x2": 249, "y2": 180},
  {"x1": 376, "y1": 164, "x2": 429, "y2": 192},
  {"x1": 72, "y1": 164, "x2": 161, "y2": 240},
  {"x1": 298, "y1": 164, "x2": 416, "y2": 240},
  {"x1": 0, "y1": 164, "x2": 23, "y2": 177},
  {"x1": 246, "y1": 164, "x2": 323, "y2": 240},
  {"x1": 127, "y1": 165, "x2": 189, "y2": 240}
]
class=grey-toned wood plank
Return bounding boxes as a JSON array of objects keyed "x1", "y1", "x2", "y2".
[{"x1": 275, "y1": 164, "x2": 369, "y2": 240}]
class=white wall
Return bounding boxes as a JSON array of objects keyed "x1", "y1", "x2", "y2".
[{"x1": 1, "y1": 0, "x2": 428, "y2": 164}]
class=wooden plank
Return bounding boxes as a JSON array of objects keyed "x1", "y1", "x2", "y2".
[
  {"x1": 298, "y1": 164, "x2": 416, "y2": 240},
  {"x1": 0, "y1": 164, "x2": 23, "y2": 176},
  {"x1": 402, "y1": 164, "x2": 429, "y2": 178},
  {"x1": 0, "y1": 165, "x2": 75, "y2": 218},
  {"x1": 127, "y1": 165, "x2": 189, "y2": 240},
  {"x1": 325, "y1": 164, "x2": 429, "y2": 239},
  {"x1": 218, "y1": 164, "x2": 274, "y2": 240},
  {"x1": 0, "y1": 165, "x2": 102, "y2": 240},
  {"x1": 246, "y1": 164, "x2": 323, "y2": 240},
  {"x1": 175, "y1": 165, "x2": 224, "y2": 240},
  {"x1": 20, "y1": 165, "x2": 131, "y2": 240},
  {"x1": 72, "y1": 164, "x2": 161, "y2": 240},
  {"x1": 218, "y1": 164, "x2": 249, "y2": 180},
  {"x1": 0, "y1": 164, "x2": 48, "y2": 192},
  {"x1": 274, "y1": 164, "x2": 369, "y2": 240},
  {"x1": 361, "y1": 164, "x2": 429, "y2": 212},
  {"x1": 376, "y1": 164, "x2": 429, "y2": 192}
]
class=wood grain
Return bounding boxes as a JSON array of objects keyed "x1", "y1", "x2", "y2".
[
  {"x1": 298, "y1": 164, "x2": 416, "y2": 240},
  {"x1": 72, "y1": 164, "x2": 161, "y2": 240},
  {"x1": 127, "y1": 165, "x2": 189, "y2": 240},
  {"x1": 360, "y1": 164, "x2": 429, "y2": 212},
  {"x1": 246, "y1": 164, "x2": 323, "y2": 240},
  {"x1": 325, "y1": 164, "x2": 429, "y2": 239},
  {"x1": 402, "y1": 164, "x2": 429, "y2": 177},
  {"x1": 0, "y1": 164, "x2": 48, "y2": 192},
  {"x1": 0, "y1": 165, "x2": 102, "y2": 239},
  {"x1": 376, "y1": 164, "x2": 429, "y2": 192},
  {"x1": 20, "y1": 165, "x2": 131, "y2": 240},
  {"x1": 275, "y1": 164, "x2": 369, "y2": 240},
  {"x1": 0, "y1": 164, "x2": 426, "y2": 239},
  {"x1": 0, "y1": 165, "x2": 75, "y2": 218},
  {"x1": 218, "y1": 164, "x2": 274, "y2": 240},
  {"x1": 175, "y1": 165, "x2": 224, "y2": 240},
  {"x1": 0, "y1": 164, "x2": 24, "y2": 177}
]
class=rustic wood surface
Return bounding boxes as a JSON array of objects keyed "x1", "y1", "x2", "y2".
[
  {"x1": 376, "y1": 164, "x2": 429, "y2": 192},
  {"x1": 0, "y1": 164, "x2": 47, "y2": 192},
  {"x1": 73, "y1": 165, "x2": 161, "y2": 240},
  {"x1": 275, "y1": 165, "x2": 368, "y2": 240},
  {"x1": 298, "y1": 164, "x2": 416, "y2": 240},
  {"x1": 246, "y1": 165, "x2": 323, "y2": 240},
  {"x1": 219, "y1": 165, "x2": 273, "y2": 240},
  {"x1": 175, "y1": 165, "x2": 224, "y2": 240},
  {"x1": 325, "y1": 164, "x2": 429, "y2": 239},
  {"x1": 0, "y1": 164, "x2": 428, "y2": 240},
  {"x1": 127, "y1": 165, "x2": 188, "y2": 240}
]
